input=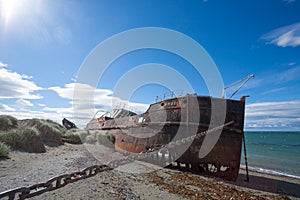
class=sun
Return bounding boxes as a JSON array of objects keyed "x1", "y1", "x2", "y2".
[
  {"x1": 1, "y1": 0, "x2": 25, "y2": 25},
  {"x1": 0, "y1": 0, "x2": 49, "y2": 39}
]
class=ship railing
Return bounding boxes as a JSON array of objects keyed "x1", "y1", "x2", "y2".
[{"x1": 155, "y1": 90, "x2": 184, "y2": 102}]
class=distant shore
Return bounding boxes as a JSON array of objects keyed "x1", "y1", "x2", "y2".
[{"x1": 1, "y1": 143, "x2": 299, "y2": 200}]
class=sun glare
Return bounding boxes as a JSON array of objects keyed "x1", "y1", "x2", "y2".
[{"x1": 1, "y1": 0, "x2": 25, "y2": 25}]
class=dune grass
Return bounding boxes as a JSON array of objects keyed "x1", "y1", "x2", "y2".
[
  {"x1": 0, "y1": 115, "x2": 83, "y2": 157},
  {"x1": 21, "y1": 118, "x2": 65, "y2": 146},
  {"x1": 62, "y1": 129, "x2": 85, "y2": 144},
  {"x1": 0, "y1": 142, "x2": 10, "y2": 158},
  {"x1": 0, "y1": 115, "x2": 18, "y2": 131},
  {"x1": 0, "y1": 115, "x2": 119, "y2": 157},
  {"x1": 0, "y1": 127, "x2": 46, "y2": 153}
]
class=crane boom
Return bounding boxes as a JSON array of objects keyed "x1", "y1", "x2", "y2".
[{"x1": 222, "y1": 74, "x2": 254, "y2": 99}]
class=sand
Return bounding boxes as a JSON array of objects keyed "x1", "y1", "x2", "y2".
[{"x1": 0, "y1": 143, "x2": 299, "y2": 200}]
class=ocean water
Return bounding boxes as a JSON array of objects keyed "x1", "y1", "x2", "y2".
[{"x1": 241, "y1": 131, "x2": 300, "y2": 179}]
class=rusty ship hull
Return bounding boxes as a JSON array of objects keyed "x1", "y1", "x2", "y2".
[{"x1": 86, "y1": 94, "x2": 246, "y2": 181}]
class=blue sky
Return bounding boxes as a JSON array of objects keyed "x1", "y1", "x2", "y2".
[{"x1": 0, "y1": 0, "x2": 300, "y2": 130}]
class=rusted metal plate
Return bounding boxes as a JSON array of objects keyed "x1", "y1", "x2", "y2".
[{"x1": 86, "y1": 94, "x2": 245, "y2": 181}]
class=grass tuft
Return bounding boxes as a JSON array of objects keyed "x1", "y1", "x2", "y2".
[
  {"x1": 0, "y1": 115, "x2": 87, "y2": 154},
  {"x1": 62, "y1": 129, "x2": 83, "y2": 144},
  {"x1": 0, "y1": 115, "x2": 18, "y2": 131},
  {"x1": 0, "y1": 142, "x2": 10, "y2": 158},
  {"x1": 21, "y1": 119, "x2": 64, "y2": 146},
  {"x1": 0, "y1": 128, "x2": 46, "y2": 153}
]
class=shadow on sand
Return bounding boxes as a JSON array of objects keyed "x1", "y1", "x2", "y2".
[{"x1": 235, "y1": 173, "x2": 300, "y2": 198}]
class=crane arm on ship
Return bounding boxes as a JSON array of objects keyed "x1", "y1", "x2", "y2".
[{"x1": 222, "y1": 74, "x2": 255, "y2": 99}]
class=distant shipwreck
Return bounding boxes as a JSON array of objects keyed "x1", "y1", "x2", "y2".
[{"x1": 86, "y1": 75, "x2": 254, "y2": 181}]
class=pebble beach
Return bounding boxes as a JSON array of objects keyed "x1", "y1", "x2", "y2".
[{"x1": 1, "y1": 143, "x2": 299, "y2": 200}]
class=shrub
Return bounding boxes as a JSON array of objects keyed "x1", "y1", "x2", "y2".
[
  {"x1": 45, "y1": 119, "x2": 66, "y2": 133},
  {"x1": 22, "y1": 119, "x2": 64, "y2": 146},
  {"x1": 0, "y1": 128, "x2": 46, "y2": 153},
  {"x1": 0, "y1": 130, "x2": 19, "y2": 148},
  {"x1": 62, "y1": 129, "x2": 82, "y2": 144},
  {"x1": 0, "y1": 142, "x2": 10, "y2": 158},
  {"x1": 0, "y1": 115, "x2": 18, "y2": 131},
  {"x1": 17, "y1": 128, "x2": 46, "y2": 153}
]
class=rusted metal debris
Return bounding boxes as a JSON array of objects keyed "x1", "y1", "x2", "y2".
[{"x1": 62, "y1": 118, "x2": 77, "y2": 129}]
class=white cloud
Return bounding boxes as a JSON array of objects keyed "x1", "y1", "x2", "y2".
[
  {"x1": 48, "y1": 83, "x2": 149, "y2": 127},
  {"x1": 0, "y1": 81, "x2": 148, "y2": 128},
  {"x1": 0, "y1": 61, "x2": 8, "y2": 68},
  {"x1": 261, "y1": 22, "x2": 300, "y2": 47},
  {"x1": 245, "y1": 101, "x2": 300, "y2": 130},
  {"x1": 49, "y1": 83, "x2": 148, "y2": 112},
  {"x1": 0, "y1": 66, "x2": 42, "y2": 99},
  {"x1": 0, "y1": 103, "x2": 15, "y2": 111},
  {"x1": 21, "y1": 74, "x2": 33, "y2": 79},
  {"x1": 16, "y1": 99, "x2": 34, "y2": 107},
  {"x1": 0, "y1": 109, "x2": 64, "y2": 124},
  {"x1": 49, "y1": 83, "x2": 113, "y2": 100}
]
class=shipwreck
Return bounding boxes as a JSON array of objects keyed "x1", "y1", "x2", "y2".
[{"x1": 86, "y1": 75, "x2": 254, "y2": 181}]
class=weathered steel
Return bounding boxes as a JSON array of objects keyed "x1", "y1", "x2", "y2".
[{"x1": 86, "y1": 94, "x2": 246, "y2": 181}]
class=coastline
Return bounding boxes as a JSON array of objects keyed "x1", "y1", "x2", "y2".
[
  {"x1": 240, "y1": 165, "x2": 300, "y2": 181},
  {"x1": 0, "y1": 143, "x2": 299, "y2": 200},
  {"x1": 240, "y1": 165, "x2": 300, "y2": 183}
]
